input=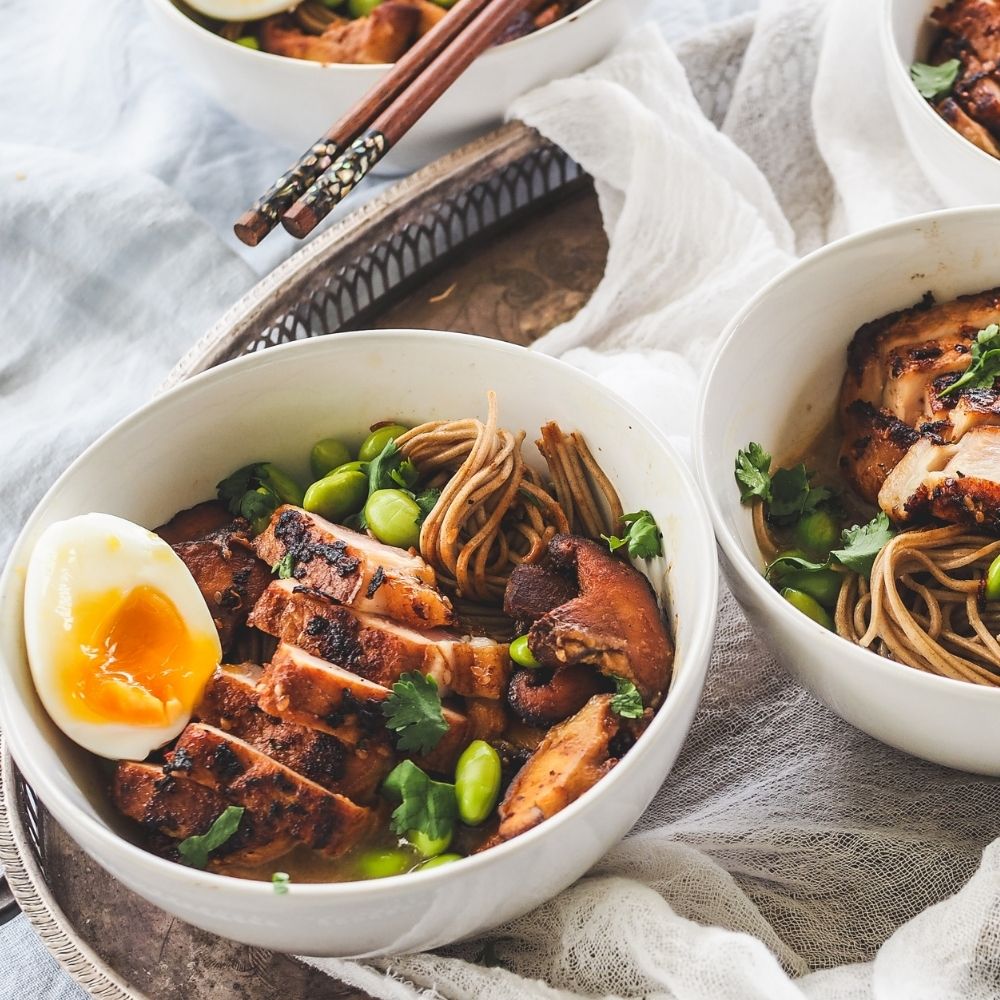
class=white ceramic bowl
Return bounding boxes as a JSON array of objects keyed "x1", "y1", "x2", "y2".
[
  {"x1": 696, "y1": 207, "x2": 1000, "y2": 776},
  {"x1": 882, "y1": 0, "x2": 1000, "y2": 206},
  {"x1": 143, "y1": 0, "x2": 634, "y2": 173},
  {"x1": 0, "y1": 331, "x2": 717, "y2": 956}
]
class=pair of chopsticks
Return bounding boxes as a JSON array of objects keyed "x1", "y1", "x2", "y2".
[{"x1": 235, "y1": 0, "x2": 538, "y2": 246}]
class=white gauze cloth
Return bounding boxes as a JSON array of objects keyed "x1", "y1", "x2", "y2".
[{"x1": 301, "y1": 3, "x2": 1000, "y2": 999}]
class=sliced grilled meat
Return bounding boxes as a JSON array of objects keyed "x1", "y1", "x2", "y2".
[
  {"x1": 523, "y1": 535, "x2": 673, "y2": 705},
  {"x1": 195, "y1": 662, "x2": 387, "y2": 802},
  {"x1": 938, "y1": 97, "x2": 1000, "y2": 156},
  {"x1": 165, "y1": 724, "x2": 374, "y2": 858},
  {"x1": 259, "y1": 643, "x2": 469, "y2": 774},
  {"x1": 249, "y1": 579, "x2": 509, "y2": 699},
  {"x1": 165, "y1": 512, "x2": 272, "y2": 650},
  {"x1": 155, "y1": 501, "x2": 234, "y2": 546},
  {"x1": 880, "y1": 426, "x2": 1000, "y2": 529},
  {"x1": 839, "y1": 400, "x2": 925, "y2": 504},
  {"x1": 933, "y1": 0, "x2": 1000, "y2": 65},
  {"x1": 254, "y1": 506, "x2": 454, "y2": 628},
  {"x1": 497, "y1": 694, "x2": 619, "y2": 841}
]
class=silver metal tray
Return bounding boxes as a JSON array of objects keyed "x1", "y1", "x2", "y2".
[{"x1": 0, "y1": 121, "x2": 608, "y2": 999}]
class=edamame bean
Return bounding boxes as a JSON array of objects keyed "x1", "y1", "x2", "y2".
[
  {"x1": 358, "y1": 423, "x2": 408, "y2": 462},
  {"x1": 310, "y1": 438, "x2": 353, "y2": 480},
  {"x1": 455, "y1": 740, "x2": 501, "y2": 826},
  {"x1": 257, "y1": 463, "x2": 304, "y2": 507},
  {"x1": 416, "y1": 853, "x2": 462, "y2": 871},
  {"x1": 236, "y1": 35, "x2": 260, "y2": 48},
  {"x1": 509, "y1": 634, "x2": 541, "y2": 668},
  {"x1": 407, "y1": 828, "x2": 452, "y2": 858},
  {"x1": 357, "y1": 848, "x2": 411, "y2": 879},
  {"x1": 793, "y1": 510, "x2": 840, "y2": 559},
  {"x1": 987, "y1": 554, "x2": 1000, "y2": 601},
  {"x1": 781, "y1": 568, "x2": 842, "y2": 608},
  {"x1": 364, "y1": 489, "x2": 421, "y2": 548},
  {"x1": 781, "y1": 588, "x2": 834, "y2": 631},
  {"x1": 333, "y1": 460, "x2": 369, "y2": 475},
  {"x1": 303, "y1": 469, "x2": 368, "y2": 522}
]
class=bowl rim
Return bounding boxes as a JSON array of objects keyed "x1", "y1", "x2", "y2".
[
  {"x1": 881, "y1": 0, "x2": 1000, "y2": 171},
  {"x1": 147, "y1": 0, "x2": 612, "y2": 72},
  {"x1": 1, "y1": 328, "x2": 719, "y2": 902},
  {"x1": 694, "y1": 204, "x2": 1000, "y2": 705}
]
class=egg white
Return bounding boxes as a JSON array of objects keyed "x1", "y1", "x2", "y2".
[
  {"x1": 23, "y1": 513, "x2": 221, "y2": 761},
  {"x1": 186, "y1": 0, "x2": 298, "y2": 21}
]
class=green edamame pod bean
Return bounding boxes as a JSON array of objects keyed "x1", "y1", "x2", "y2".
[
  {"x1": 310, "y1": 438, "x2": 353, "y2": 480},
  {"x1": 455, "y1": 740, "x2": 502, "y2": 826},
  {"x1": 407, "y1": 828, "x2": 452, "y2": 858},
  {"x1": 509, "y1": 634, "x2": 541, "y2": 668},
  {"x1": 332, "y1": 460, "x2": 369, "y2": 475},
  {"x1": 358, "y1": 423, "x2": 408, "y2": 462},
  {"x1": 793, "y1": 510, "x2": 840, "y2": 559},
  {"x1": 781, "y1": 568, "x2": 842, "y2": 608},
  {"x1": 364, "y1": 489, "x2": 421, "y2": 548},
  {"x1": 357, "y1": 848, "x2": 411, "y2": 879},
  {"x1": 987, "y1": 554, "x2": 1000, "y2": 601},
  {"x1": 781, "y1": 587, "x2": 834, "y2": 631},
  {"x1": 303, "y1": 469, "x2": 368, "y2": 523},
  {"x1": 416, "y1": 853, "x2": 462, "y2": 870},
  {"x1": 236, "y1": 35, "x2": 260, "y2": 48},
  {"x1": 257, "y1": 463, "x2": 304, "y2": 507},
  {"x1": 348, "y1": 0, "x2": 382, "y2": 16}
]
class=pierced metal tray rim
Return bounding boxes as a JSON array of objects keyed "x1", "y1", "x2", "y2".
[{"x1": 162, "y1": 120, "x2": 550, "y2": 392}]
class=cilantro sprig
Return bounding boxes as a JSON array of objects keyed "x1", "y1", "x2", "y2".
[
  {"x1": 734, "y1": 443, "x2": 831, "y2": 527},
  {"x1": 177, "y1": 805, "x2": 244, "y2": 869},
  {"x1": 938, "y1": 324, "x2": 1000, "y2": 399},
  {"x1": 364, "y1": 439, "x2": 440, "y2": 534},
  {"x1": 765, "y1": 512, "x2": 895, "y2": 586},
  {"x1": 602, "y1": 510, "x2": 663, "y2": 559},
  {"x1": 382, "y1": 760, "x2": 457, "y2": 841},
  {"x1": 610, "y1": 677, "x2": 643, "y2": 719},
  {"x1": 217, "y1": 462, "x2": 303, "y2": 534},
  {"x1": 910, "y1": 59, "x2": 960, "y2": 100},
  {"x1": 381, "y1": 671, "x2": 448, "y2": 754}
]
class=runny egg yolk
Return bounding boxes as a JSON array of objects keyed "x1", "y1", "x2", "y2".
[{"x1": 57, "y1": 585, "x2": 219, "y2": 727}]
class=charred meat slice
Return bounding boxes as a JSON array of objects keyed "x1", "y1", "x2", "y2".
[
  {"x1": 164, "y1": 509, "x2": 272, "y2": 650},
  {"x1": 259, "y1": 643, "x2": 469, "y2": 774},
  {"x1": 260, "y1": 4, "x2": 419, "y2": 63},
  {"x1": 497, "y1": 694, "x2": 619, "y2": 841},
  {"x1": 155, "y1": 501, "x2": 234, "y2": 546},
  {"x1": 839, "y1": 400, "x2": 925, "y2": 504},
  {"x1": 933, "y1": 0, "x2": 1000, "y2": 65},
  {"x1": 938, "y1": 97, "x2": 1000, "y2": 157},
  {"x1": 254, "y1": 506, "x2": 454, "y2": 629},
  {"x1": 523, "y1": 535, "x2": 673, "y2": 705},
  {"x1": 195, "y1": 663, "x2": 386, "y2": 802},
  {"x1": 165, "y1": 724, "x2": 374, "y2": 858},
  {"x1": 111, "y1": 761, "x2": 289, "y2": 865},
  {"x1": 249, "y1": 579, "x2": 509, "y2": 699},
  {"x1": 879, "y1": 426, "x2": 1000, "y2": 529}
]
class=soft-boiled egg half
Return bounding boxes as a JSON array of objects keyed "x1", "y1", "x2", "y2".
[
  {"x1": 185, "y1": 0, "x2": 297, "y2": 21},
  {"x1": 24, "y1": 513, "x2": 221, "y2": 760}
]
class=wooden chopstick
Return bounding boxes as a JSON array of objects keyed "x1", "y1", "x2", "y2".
[
  {"x1": 233, "y1": 0, "x2": 498, "y2": 247},
  {"x1": 280, "y1": 0, "x2": 537, "y2": 240}
]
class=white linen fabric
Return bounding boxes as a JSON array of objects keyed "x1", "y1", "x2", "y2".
[{"x1": 3, "y1": 1, "x2": 1000, "y2": 999}]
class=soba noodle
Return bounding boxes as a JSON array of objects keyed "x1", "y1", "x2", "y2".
[{"x1": 396, "y1": 393, "x2": 622, "y2": 603}]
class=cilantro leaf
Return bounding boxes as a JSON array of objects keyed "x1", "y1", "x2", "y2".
[
  {"x1": 390, "y1": 459, "x2": 419, "y2": 491},
  {"x1": 381, "y1": 671, "x2": 448, "y2": 754},
  {"x1": 831, "y1": 512, "x2": 895, "y2": 576},
  {"x1": 764, "y1": 552, "x2": 829, "y2": 585},
  {"x1": 216, "y1": 463, "x2": 283, "y2": 533},
  {"x1": 910, "y1": 59, "x2": 960, "y2": 100},
  {"x1": 939, "y1": 324, "x2": 1000, "y2": 398},
  {"x1": 367, "y1": 439, "x2": 407, "y2": 496},
  {"x1": 381, "y1": 760, "x2": 457, "y2": 841},
  {"x1": 735, "y1": 443, "x2": 772, "y2": 504},
  {"x1": 271, "y1": 553, "x2": 295, "y2": 579},
  {"x1": 272, "y1": 871, "x2": 290, "y2": 895},
  {"x1": 610, "y1": 676, "x2": 643, "y2": 719},
  {"x1": 766, "y1": 465, "x2": 831, "y2": 527},
  {"x1": 177, "y1": 805, "x2": 244, "y2": 869},
  {"x1": 601, "y1": 510, "x2": 663, "y2": 559},
  {"x1": 414, "y1": 487, "x2": 441, "y2": 520}
]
